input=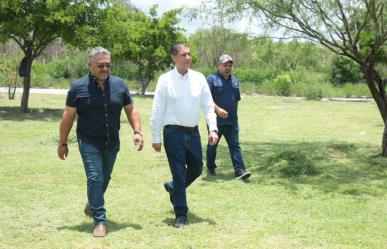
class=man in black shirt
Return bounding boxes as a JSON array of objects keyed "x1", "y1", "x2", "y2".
[{"x1": 57, "y1": 47, "x2": 144, "y2": 237}]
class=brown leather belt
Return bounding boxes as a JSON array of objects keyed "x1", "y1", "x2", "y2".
[{"x1": 164, "y1": 125, "x2": 199, "y2": 133}]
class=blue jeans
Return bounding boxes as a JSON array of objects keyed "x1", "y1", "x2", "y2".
[
  {"x1": 206, "y1": 124, "x2": 245, "y2": 171},
  {"x1": 163, "y1": 127, "x2": 203, "y2": 218},
  {"x1": 78, "y1": 138, "x2": 119, "y2": 224}
]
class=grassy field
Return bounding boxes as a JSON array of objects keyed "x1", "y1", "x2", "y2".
[{"x1": 0, "y1": 93, "x2": 386, "y2": 249}]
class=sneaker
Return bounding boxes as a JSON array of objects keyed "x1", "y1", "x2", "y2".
[
  {"x1": 207, "y1": 168, "x2": 217, "y2": 176},
  {"x1": 174, "y1": 216, "x2": 187, "y2": 228},
  {"x1": 235, "y1": 168, "x2": 251, "y2": 180},
  {"x1": 163, "y1": 181, "x2": 174, "y2": 204}
]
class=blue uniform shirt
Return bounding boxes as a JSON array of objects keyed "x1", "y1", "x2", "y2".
[
  {"x1": 207, "y1": 72, "x2": 241, "y2": 126},
  {"x1": 66, "y1": 74, "x2": 132, "y2": 151}
]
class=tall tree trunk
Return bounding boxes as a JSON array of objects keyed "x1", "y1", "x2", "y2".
[
  {"x1": 382, "y1": 123, "x2": 387, "y2": 156},
  {"x1": 361, "y1": 65, "x2": 387, "y2": 156},
  {"x1": 141, "y1": 79, "x2": 150, "y2": 95},
  {"x1": 20, "y1": 52, "x2": 33, "y2": 113}
]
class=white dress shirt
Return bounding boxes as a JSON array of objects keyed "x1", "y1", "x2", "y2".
[{"x1": 150, "y1": 67, "x2": 217, "y2": 143}]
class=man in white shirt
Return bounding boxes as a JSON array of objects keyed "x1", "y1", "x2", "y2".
[{"x1": 150, "y1": 43, "x2": 218, "y2": 228}]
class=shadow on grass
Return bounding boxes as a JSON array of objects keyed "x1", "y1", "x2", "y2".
[
  {"x1": 162, "y1": 212, "x2": 217, "y2": 227},
  {"x1": 57, "y1": 219, "x2": 142, "y2": 234},
  {"x1": 204, "y1": 141, "x2": 387, "y2": 196},
  {"x1": 0, "y1": 106, "x2": 63, "y2": 121}
]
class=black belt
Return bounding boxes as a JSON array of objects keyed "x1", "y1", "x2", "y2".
[{"x1": 164, "y1": 125, "x2": 199, "y2": 133}]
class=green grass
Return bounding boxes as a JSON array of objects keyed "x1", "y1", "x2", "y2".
[{"x1": 0, "y1": 93, "x2": 386, "y2": 249}]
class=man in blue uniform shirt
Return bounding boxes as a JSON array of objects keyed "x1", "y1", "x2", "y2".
[
  {"x1": 206, "y1": 54, "x2": 251, "y2": 179},
  {"x1": 57, "y1": 47, "x2": 144, "y2": 237}
]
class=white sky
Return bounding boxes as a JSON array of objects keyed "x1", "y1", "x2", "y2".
[
  {"x1": 129, "y1": 0, "x2": 198, "y2": 13},
  {"x1": 129, "y1": 0, "x2": 258, "y2": 36}
]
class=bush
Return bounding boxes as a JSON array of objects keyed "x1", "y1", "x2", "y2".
[
  {"x1": 51, "y1": 55, "x2": 88, "y2": 79},
  {"x1": 273, "y1": 74, "x2": 292, "y2": 96},
  {"x1": 194, "y1": 67, "x2": 278, "y2": 84},
  {"x1": 289, "y1": 70, "x2": 329, "y2": 85},
  {"x1": 330, "y1": 55, "x2": 363, "y2": 85},
  {"x1": 305, "y1": 85, "x2": 324, "y2": 100},
  {"x1": 233, "y1": 67, "x2": 278, "y2": 83}
]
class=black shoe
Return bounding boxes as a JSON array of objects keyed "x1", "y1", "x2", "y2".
[
  {"x1": 174, "y1": 216, "x2": 187, "y2": 228},
  {"x1": 207, "y1": 168, "x2": 217, "y2": 176},
  {"x1": 235, "y1": 168, "x2": 251, "y2": 180},
  {"x1": 163, "y1": 181, "x2": 174, "y2": 204}
]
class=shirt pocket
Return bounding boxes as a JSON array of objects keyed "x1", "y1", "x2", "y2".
[{"x1": 212, "y1": 85, "x2": 224, "y2": 97}]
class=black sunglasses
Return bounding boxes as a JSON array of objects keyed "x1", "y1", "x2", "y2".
[{"x1": 95, "y1": 63, "x2": 112, "y2": 69}]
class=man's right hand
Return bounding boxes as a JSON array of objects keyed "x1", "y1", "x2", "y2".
[
  {"x1": 57, "y1": 145, "x2": 69, "y2": 160},
  {"x1": 152, "y1": 143, "x2": 162, "y2": 152},
  {"x1": 216, "y1": 107, "x2": 228, "y2": 119}
]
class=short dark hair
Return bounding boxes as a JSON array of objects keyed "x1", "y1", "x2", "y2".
[{"x1": 170, "y1": 43, "x2": 188, "y2": 56}]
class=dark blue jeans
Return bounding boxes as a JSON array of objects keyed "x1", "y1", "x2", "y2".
[
  {"x1": 206, "y1": 124, "x2": 245, "y2": 171},
  {"x1": 163, "y1": 127, "x2": 203, "y2": 218},
  {"x1": 78, "y1": 138, "x2": 119, "y2": 224}
]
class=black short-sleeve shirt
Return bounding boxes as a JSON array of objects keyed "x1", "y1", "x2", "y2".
[{"x1": 66, "y1": 74, "x2": 132, "y2": 150}]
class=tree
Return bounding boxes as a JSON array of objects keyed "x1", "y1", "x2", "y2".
[
  {"x1": 0, "y1": 0, "x2": 109, "y2": 112},
  {"x1": 188, "y1": 1, "x2": 254, "y2": 67},
  {"x1": 220, "y1": 0, "x2": 387, "y2": 155},
  {"x1": 96, "y1": 3, "x2": 184, "y2": 95},
  {"x1": 131, "y1": 6, "x2": 184, "y2": 95}
]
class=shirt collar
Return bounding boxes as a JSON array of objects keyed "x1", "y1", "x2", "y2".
[
  {"x1": 89, "y1": 73, "x2": 110, "y2": 86},
  {"x1": 173, "y1": 66, "x2": 190, "y2": 79}
]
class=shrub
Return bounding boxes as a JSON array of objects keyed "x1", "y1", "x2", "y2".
[
  {"x1": 330, "y1": 55, "x2": 363, "y2": 85},
  {"x1": 305, "y1": 85, "x2": 324, "y2": 100},
  {"x1": 51, "y1": 55, "x2": 88, "y2": 79},
  {"x1": 273, "y1": 74, "x2": 292, "y2": 96},
  {"x1": 233, "y1": 67, "x2": 278, "y2": 83},
  {"x1": 195, "y1": 67, "x2": 279, "y2": 84}
]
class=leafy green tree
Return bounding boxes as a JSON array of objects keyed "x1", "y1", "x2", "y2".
[
  {"x1": 220, "y1": 0, "x2": 387, "y2": 155},
  {"x1": 0, "y1": 0, "x2": 108, "y2": 112},
  {"x1": 96, "y1": 3, "x2": 184, "y2": 95}
]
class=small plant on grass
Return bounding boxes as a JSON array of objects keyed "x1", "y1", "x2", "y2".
[{"x1": 267, "y1": 149, "x2": 317, "y2": 177}]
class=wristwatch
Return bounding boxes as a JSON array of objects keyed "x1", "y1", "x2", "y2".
[{"x1": 134, "y1": 131, "x2": 143, "y2": 136}]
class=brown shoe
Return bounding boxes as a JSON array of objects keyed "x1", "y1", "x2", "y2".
[
  {"x1": 84, "y1": 204, "x2": 92, "y2": 218},
  {"x1": 93, "y1": 223, "x2": 107, "y2": 237}
]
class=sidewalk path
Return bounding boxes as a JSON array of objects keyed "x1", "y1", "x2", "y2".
[
  {"x1": 0, "y1": 87, "x2": 68, "y2": 95},
  {"x1": 0, "y1": 87, "x2": 374, "y2": 102}
]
